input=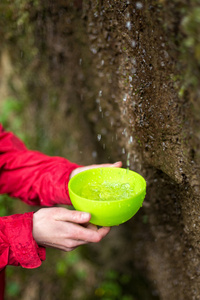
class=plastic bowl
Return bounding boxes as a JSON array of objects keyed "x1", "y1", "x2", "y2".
[{"x1": 68, "y1": 167, "x2": 146, "y2": 226}]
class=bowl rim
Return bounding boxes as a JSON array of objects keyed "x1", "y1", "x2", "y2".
[{"x1": 68, "y1": 167, "x2": 146, "y2": 204}]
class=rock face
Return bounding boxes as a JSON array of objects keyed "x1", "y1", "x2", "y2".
[
  {"x1": 81, "y1": 2, "x2": 200, "y2": 299},
  {"x1": 1, "y1": 0, "x2": 200, "y2": 299}
]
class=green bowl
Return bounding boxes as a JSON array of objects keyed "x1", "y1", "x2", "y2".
[{"x1": 68, "y1": 167, "x2": 146, "y2": 226}]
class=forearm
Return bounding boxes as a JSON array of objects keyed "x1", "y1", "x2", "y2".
[
  {"x1": 0, "y1": 124, "x2": 80, "y2": 206},
  {"x1": 0, "y1": 150, "x2": 79, "y2": 206}
]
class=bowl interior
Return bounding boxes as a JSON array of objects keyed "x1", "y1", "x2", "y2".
[{"x1": 69, "y1": 167, "x2": 145, "y2": 203}]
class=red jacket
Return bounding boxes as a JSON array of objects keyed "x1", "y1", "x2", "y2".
[{"x1": 0, "y1": 124, "x2": 79, "y2": 298}]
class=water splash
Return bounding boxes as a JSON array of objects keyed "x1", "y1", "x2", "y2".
[
  {"x1": 136, "y1": 2, "x2": 143, "y2": 9},
  {"x1": 92, "y1": 151, "x2": 97, "y2": 158},
  {"x1": 80, "y1": 181, "x2": 134, "y2": 201},
  {"x1": 122, "y1": 147, "x2": 126, "y2": 154},
  {"x1": 97, "y1": 134, "x2": 101, "y2": 141},
  {"x1": 131, "y1": 40, "x2": 136, "y2": 48},
  {"x1": 126, "y1": 21, "x2": 132, "y2": 31},
  {"x1": 129, "y1": 136, "x2": 133, "y2": 144},
  {"x1": 123, "y1": 94, "x2": 127, "y2": 102},
  {"x1": 90, "y1": 47, "x2": 97, "y2": 54},
  {"x1": 127, "y1": 152, "x2": 130, "y2": 173}
]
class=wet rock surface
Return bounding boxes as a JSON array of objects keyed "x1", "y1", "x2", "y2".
[{"x1": 80, "y1": 1, "x2": 200, "y2": 299}]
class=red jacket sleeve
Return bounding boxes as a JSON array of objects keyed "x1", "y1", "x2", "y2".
[
  {"x1": 0, "y1": 212, "x2": 46, "y2": 270},
  {"x1": 0, "y1": 124, "x2": 80, "y2": 206},
  {"x1": 0, "y1": 124, "x2": 80, "y2": 270}
]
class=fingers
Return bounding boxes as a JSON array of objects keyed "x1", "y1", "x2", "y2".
[
  {"x1": 54, "y1": 208, "x2": 110, "y2": 242},
  {"x1": 33, "y1": 207, "x2": 111, "y2": 253},
  {"x1": 97, "y1": 226, "x2": 111, "y2": 238},
  {"x1": 63, "y1": 227, "x2": 110, "y2": 250},
  {"x1": 99, "y1": 161, "x2": 122, "y2": 168},
  {"x1": 112, "y1": 161, "x2": 123, "y2": 167},
  {"x1": 55, "y1": 208, "x2": 91, "y2": 224},
  {"x1": 63, "y1": 221, "x2": 111, "y2": 244},
  {"x1": 66, "y1": 223, "x2": 100, "y2": 243},
  {"x1": 70, "y1": 161, "x2": 123, "y2": 178},
  {"x1": 57, "y1": 225, "x2": 111, "y2": 252},
  {"x1": 84, "y1": 223, "x2": 98, "y2": 231},
  {"x1": 88, "y1": 161, "x2": 122, "y2": 169}
]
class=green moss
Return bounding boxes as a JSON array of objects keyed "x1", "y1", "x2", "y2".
[{"x1": 178, "y1": 5, "x2": 200, "y2": 94}]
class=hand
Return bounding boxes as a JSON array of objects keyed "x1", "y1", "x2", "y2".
[
  {"x1": 32, "y1": 207, "x2": 110, "y2": 252},
  {"x1": 69, "y1": 161, "x2": 122, "y2": 179}
]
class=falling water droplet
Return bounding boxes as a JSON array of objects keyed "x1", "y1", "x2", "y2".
[
  {"x1": 131, "y1": 67, "x2": 137, "y2": 74},
  {"x1": 131, "y1": 40, "x2": 136, "y2": 48},
  {"x1": 136, "y1": 2, "x2": 143, "y2": 9},
  {"x1": 92, "y1": 151, "x2": 97, "y2": 158},
  {"x1": 127, "y1": 153, "x2": 130, "y2": 173},
  {"x1": 129, "y1": 136, "x2": 133, "y2": 144},
  {"x1": 126, "y1": 21, "x2": 132, "y2": 30},
  {"x1": 97, "y1": 134, "x2": 101, "y2": 141},
  {"x1": 91, "y1": 47, "x2": 97, "y2": 54},
  {"x1": 162, "y1": 142, "x2": 166, "y2": 151},
  {"x1": 123, "y1": 94, "x2": 127, "y2": 102}
]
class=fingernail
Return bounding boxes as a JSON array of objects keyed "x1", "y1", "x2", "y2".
[{"x1": 81, "y1": 212, "x2": 90, "y2": 220}]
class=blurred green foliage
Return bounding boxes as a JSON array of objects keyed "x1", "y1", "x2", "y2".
[
  {"x1": 180, "y1": 4, "x2": 200, "y2": 96},
  {"x1": 95, "y1": 270, "x2": 134, "y2": 300},
  {"x1": 7, "y1": 282, "x2": 21, "y2": 298},
  {"x1": 182, "y1": 7, "x2": 200, "y2": 63},
  {"x1": 6, "y1": 267, "x2": 21, "y2": 298},
  {"x1": 179, "y1": 1, "x2": 200, "y2": 97},
  {"x1": 0, "y1": 96, "x2": 27, "y2": 219},
  {"x1": 0, "y1": 97, "x2": 26, "y2": 141},
  {"x1": 0, "y1": 195, "x2": 14, "y2": 217}
]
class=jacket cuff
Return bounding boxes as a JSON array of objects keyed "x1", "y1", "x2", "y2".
[{"x1": 0, "y1": 212, "x2": 45, "y2": 269}]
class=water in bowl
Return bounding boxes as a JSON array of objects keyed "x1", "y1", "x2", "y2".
[{"x1": 80, "y1": 181, "x2": 135, "y2": 201}]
